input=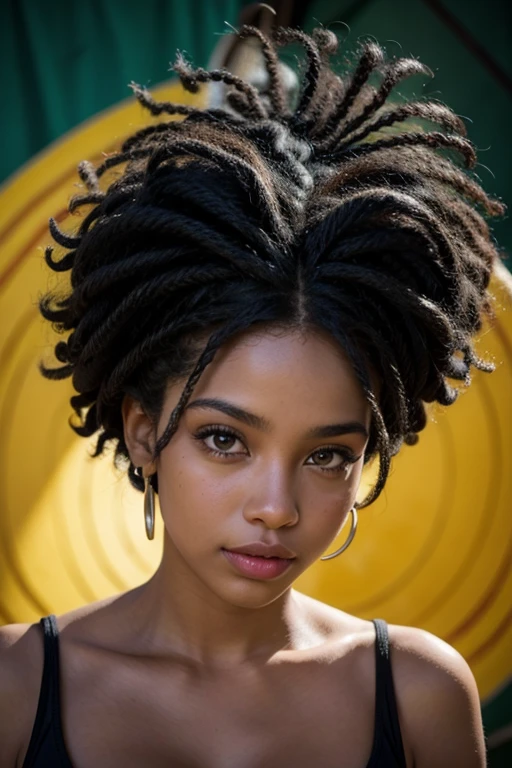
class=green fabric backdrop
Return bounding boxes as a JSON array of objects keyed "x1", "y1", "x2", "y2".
[{"x1": 2, "y1": 0, "x2": 510, "y2": 258}]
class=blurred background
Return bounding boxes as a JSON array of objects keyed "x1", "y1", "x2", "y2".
[{"x1": 1, "y1": 0, "x2": 511, "y2": 765}]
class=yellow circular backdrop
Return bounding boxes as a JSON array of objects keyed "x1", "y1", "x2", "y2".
[{"x1": 0, "y1": 81, "x2": 510, "y2": 702}]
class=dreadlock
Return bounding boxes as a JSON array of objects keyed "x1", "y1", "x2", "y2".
[{"x1": 40, "y1": 25, "x2": 504, "y2": 503}]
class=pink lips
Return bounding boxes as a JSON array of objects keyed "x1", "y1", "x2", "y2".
[{"x1": 222, "y1": 541, "x2": 296, "y2": 580}]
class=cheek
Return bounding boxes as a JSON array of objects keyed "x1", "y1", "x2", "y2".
[
  {"x1": 300, "y1": 482, "x2": 352, "y2": 526},
  {"x1": 297, "y1": 465, "x2": 363, "y2": 536},
  {"x1": 155, "y1": 436, "x2": 364, "y2": 556},
  {"x1": 156, "y1": 444, "x2": 243, "y2": 538}
]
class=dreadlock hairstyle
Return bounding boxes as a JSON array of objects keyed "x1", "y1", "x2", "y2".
[{"x1": 40, "y1": 26, "x2": 504, "y2": 504}]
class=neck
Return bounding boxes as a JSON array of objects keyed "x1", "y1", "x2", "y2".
[{"x1": 124, "y1": 535, "x2": 303, "y2": 667}]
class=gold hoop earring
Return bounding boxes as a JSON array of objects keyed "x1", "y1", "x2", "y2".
[
  {"x1": 320, "y1": 507, "x2": 358, "y2": 561},
  {"x1": 144, "y1": 475, "x2": 156, "y2": 541}
]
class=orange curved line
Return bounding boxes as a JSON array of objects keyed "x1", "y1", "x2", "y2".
[
  {"x1": 0, "y1": 166, "x2": 77, "y2": 246},
  {"x1": 0, "y1": 208, "x2": 70, "y2": 292},
  {"x1": 348, "y1": 417, "x2": 456, "y2": 614},
  {"x1": 77, "y1": 451, "x2": 131, "y2": 593},
  {"x1": 439, "y1": 314, "x2": 512, "y2": 643},
  {"x1": 414, "y1": 373, "x2": 504, "y2": 626},
  {"x1": 0, "y1": 346, "x2": 52, "y2": 618},
  {"x1": 467, "y1": 606, "x2": 512, "y2": 665},
  {"x1": 494, "y1": 312, "x2": 512, "y2": 359},
  {"x1": 0, "y1": 146, "x2": 118, "y2": 291},
  {"x1": 446, "y1": 535, "x2": 512, "y2": 645}
]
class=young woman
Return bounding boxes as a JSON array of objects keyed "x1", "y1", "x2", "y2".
[{"x1": 0, "y1": 25, "x2": 503, "y2": 768}]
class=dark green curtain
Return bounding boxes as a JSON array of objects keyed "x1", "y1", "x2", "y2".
[
  {"x1": 2, "y1": 0, "x2": 510, "y2": 257},
  {"x1": 304, "y1": 0, "x2": 512, "y2": 261},
  {"x1": 1, "y1": 0, "x2": 246, "y2": 182}
]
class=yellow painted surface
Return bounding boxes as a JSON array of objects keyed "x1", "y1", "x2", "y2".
[{"x1": 0, "y1": 83, "x2": 511, "y2": 701}]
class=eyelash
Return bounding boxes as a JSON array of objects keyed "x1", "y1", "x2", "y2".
[{"x1": 192, "y1": 425, "x2": 360, "y2": 475}]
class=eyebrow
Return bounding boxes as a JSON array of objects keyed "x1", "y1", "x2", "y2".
[
  {"x1": 185, "y1": 398, "x2": 368, "y2": 440},
  {"x1": 305, "y1": 422, "x2": 369, "y2": 440}
]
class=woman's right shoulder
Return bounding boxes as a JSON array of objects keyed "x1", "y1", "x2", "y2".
[{"x1": 0, "y1": 621, "x2": 45, "y2": 767}]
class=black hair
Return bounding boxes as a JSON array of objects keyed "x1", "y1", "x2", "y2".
[{"x1": 40, "y1": 25, "x2": 504, "y2": 505}]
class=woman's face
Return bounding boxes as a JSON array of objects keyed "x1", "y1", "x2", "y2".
[{"x1": 139, "y1": 328, "x2": 370, "y2": 608}]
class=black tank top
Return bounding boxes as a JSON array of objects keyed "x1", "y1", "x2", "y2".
[{"x1": 22, "y1": 615, "x2": 407, "y2": 767}]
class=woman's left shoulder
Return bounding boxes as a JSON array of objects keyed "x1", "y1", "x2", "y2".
[
  {"x1": 386, "y1": 623, "x2": 486, "y2": 767},
  {"x1": 387, "y1": 622, "x2": 476, "y2": 687}
]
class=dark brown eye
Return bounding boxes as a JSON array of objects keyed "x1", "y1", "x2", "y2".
[
  {"x1": 306, "y1": 449, "x2": 351, "y2": 471},
  {"x1": 312, "y1": 450, "x2": 336, "y2": 466},
  {"x1": 194, "y1": 427, "x2": 247, "y2": 457},
  {"x1": 212, "y1": 433, "x2": 236, "y2": 451}
]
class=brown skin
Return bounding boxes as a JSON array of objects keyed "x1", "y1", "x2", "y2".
[{"x1": 0, "y1": 329, "x2": 485, "y2": 767}]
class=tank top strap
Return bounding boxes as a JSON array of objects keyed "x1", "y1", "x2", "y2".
[
  {"x1": 23, "y1": 615, "x2": 71, "y2": 767},
  {"x1": 368, "y1": 618, "x2": 407, "y2": 767},
  {"x1": 41, "y1": 615, "x2": 61, "y2": 713}
]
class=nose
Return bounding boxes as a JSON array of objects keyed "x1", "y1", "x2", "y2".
[{"x1": 242, "y1": 461, "x2": 299, "y2": 530}]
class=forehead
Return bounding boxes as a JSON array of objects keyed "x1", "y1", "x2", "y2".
[{"x1": 187, "y1": 327, "x2": 370, "y2": 427}]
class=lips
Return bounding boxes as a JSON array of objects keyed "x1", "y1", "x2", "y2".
[
  {"x1": 222, "y1": 541, "x2": 296, "y2": 580},
  {"x1": 224, "y1": 541, "x2": 296, "y2": 560}
]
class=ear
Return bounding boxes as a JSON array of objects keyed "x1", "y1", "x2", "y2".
[{"x1": 121, "y1": 395, "x2": 157, "y2": 472}]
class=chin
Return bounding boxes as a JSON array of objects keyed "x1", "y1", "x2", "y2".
[{"x1": 208, "y1": 576, "x2": 294, "y2": 610}]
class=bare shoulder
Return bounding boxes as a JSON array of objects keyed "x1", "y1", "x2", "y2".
[
  {"x1": 0, "y1": 596, "x2": 134, "y2": 767},
  {"x1": 387, "y1": 622, "x2": 477, "y2": 683},
  {"x1": 388, "y1": 624, "x2": 486, "y2": 768},
  {"x1": 292, "y1": 598, "x2": 486, "y2": 767},
  {"x1": 291, "y1": 590, "x2": 372, "y2": 644},
  {"x1": 0, "y1": 620, "x2": 43, "y2": 698},
  {"x1": 0, "y1": 622, "x2": 44, "y2": 767}
]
